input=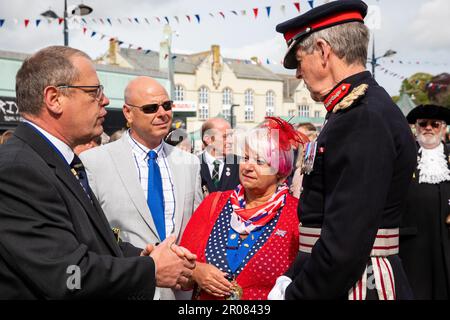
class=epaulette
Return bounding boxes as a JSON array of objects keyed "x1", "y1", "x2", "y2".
[
  {"x1": 332, "y1": 84, "x2": 369, "y2": 113},
  {"x1": 112, "y1": 227, "x2": 121, "y2": 243}
]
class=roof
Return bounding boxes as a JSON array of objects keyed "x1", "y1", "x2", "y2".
[
  {"x1": 120, "y1": 48, "x2": 283, "y2": 81},
  {"x1": 278, "y1": 74, "x2": 302, "y2": 102}
]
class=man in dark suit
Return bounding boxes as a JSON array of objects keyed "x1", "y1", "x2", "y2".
[
  {"x1": 0, "y1": 46, "x2": 195, "y2": 299},
  {"x1": 199, "y1": 118, "x2": 239, "y2": 195},
  {"x1": 269, "y1": 1, "x2": 416, "y2": 300}
]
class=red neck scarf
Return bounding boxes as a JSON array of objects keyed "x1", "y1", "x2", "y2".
[{"x1": 229, "y1": 183, "x2": 289, "y2": 234}]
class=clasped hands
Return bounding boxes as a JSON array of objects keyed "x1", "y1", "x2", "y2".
[{"x1": 140, "y1": 235, "x2": 196, "y2": 290}]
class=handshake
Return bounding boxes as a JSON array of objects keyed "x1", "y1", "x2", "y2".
[{"x1": 140, "y1": 235, "x2": 196, "y2": 290}]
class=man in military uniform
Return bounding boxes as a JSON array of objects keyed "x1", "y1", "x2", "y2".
[
  {"x1": 269, "y1": 0, "x2": 417, "y2": 300},
  {"x1": 400, "y1": 105, "x2": 450, "y2": 299}
]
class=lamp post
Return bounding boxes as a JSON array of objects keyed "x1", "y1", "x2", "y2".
[
  {"x1": 369, "y1": 35, "x2": 396, "y2": 79},
  {"x1": 230, "y1": 104, "x2": 240, "y2": 129},
  {"x1": 41, "y1": 0, "x2": 93, "y2": 46}
]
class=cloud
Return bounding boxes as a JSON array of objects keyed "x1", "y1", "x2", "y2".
[{"x1": 410, "y1": 0, "x2": 450, "y2": 50}]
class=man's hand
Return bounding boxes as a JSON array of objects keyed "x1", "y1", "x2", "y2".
[
  {"x1": 150, "y1": 235, "x2": 197, "y2": 289},
  {"x1": 140, "y1": 243, "x2": 155, "y2": 256}
]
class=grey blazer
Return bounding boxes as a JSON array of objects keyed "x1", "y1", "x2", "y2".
[{"x1": 80, "y1": 135, "x2": 203, "y2": 299}]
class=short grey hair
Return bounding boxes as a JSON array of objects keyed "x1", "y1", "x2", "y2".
[
  {"x1": 15, "y1": 46, "x2": 91, "y2": 116},
  {"x1": 298, "y1": 22, "x2": 369, "y2": 66}
]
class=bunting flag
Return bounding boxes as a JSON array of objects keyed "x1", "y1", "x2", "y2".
[
  {"x1": 128, "y1": 17, "x2": 133, "y2": 23},
  {"x1": 209, "y1": 13, "x2": 214, "y2": 18},
  {"x1": 117, "y1": 18, "x2": 122, "y2": 24},
  {"x1": 253, "y1": 8, "x2": 258, "y2": 18},
  {"x1": 24, "y1": 19, "x2": 30, "y2": 27},
  {"x1": 58, "y1": 18, "x2": 64, "y2": 25},
  {"x1": 195, "y1": 14, "x2": 200, "y2": 23},
  {"x1": 35, "y1": 19, "x2": 41, "y2": 27},
  {"x1": 280, "y1": 5, "x2": 286, "y2": 15},
  {"x1": 241, "y1": 10, "x2": 247, "y2": 16},
  {"x1": 155, "y1": 17, "x2": 161, "y2": 23},
  {"x1": 294, "y1": 2, "x2": 301, "y2": 12},
  {"x1": 308, "y1": 1, "x2": 314, "y2": 9},
  {"x1": 219, "y1": 12, "x2": 225, "y2": 19},
  {"x1": 82, "y1": 18, "x2": 87, "y2": 24},
  {"x1": 0, "y1": 19, "x2": 5, "y2": 27},
  {"x1": 107, "y1": 18, "x2": 112, "y2": 25},
  {"x1": 266, "y1": 7, "x2": 271, "y2": 17},
  {"x1": 134, "y1": 18, "x2": 140, "y2": 24},
  {"x1": 99, "y1": 18, "x2": 105, "y2": 24},
  {"x1": 83, "y1": 27, "x2": 87, "y2": 34},
  {"x1": 174, "y1": 16, "x2": 179, "y2": 23},
  {"x1": 186, "y1": 15, "x2": 191, "y2": 22},
  {"x1": 144, "y1": 18, "x2": 150, "y2": 24},
  {"x1": 90, "y1": 31, "x2": 96, "y2": 37},
  {"x1": 164, "y1": 16, "x2": 169, "y2": 24},
  {"x1": 231, "y1": 10, "x2": 238, "y2": 16}
]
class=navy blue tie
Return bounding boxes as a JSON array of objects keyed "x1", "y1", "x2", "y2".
[
  {"x1": 70, "y1": 155, "x2": 91, "y2": 199},
  {"x1": 147, "y1": 150, "x2": 166, "y2": 241}
]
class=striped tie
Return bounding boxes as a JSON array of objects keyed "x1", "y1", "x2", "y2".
[{"x1": 212, "y1": 160, "x2": 220, "y2": 187}]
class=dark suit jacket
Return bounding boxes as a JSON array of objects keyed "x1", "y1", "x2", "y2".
[
  {"x1": 0, "y1": 123, "x2": 156, "y2": 299},
  {"x1": 199, "y1": 153, "x2": 240, "y2": 194}
]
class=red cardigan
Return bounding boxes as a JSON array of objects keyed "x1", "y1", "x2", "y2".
[{"x1": 180, "y1": 190, "x2": 299, "y2": 300}]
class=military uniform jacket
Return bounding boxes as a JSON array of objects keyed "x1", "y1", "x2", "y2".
[
  {"x1": 0, "y1": 123, "x2": 156, "y2": 299},
  {"x1": 285, "y1": 71, "x2": 417, "y2": 299},
  {"x1": 400, "y1": 143, "x2": 450, "y2": 299}
]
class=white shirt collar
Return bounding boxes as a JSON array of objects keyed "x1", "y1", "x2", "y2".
[
  {"x1": 418, "y1": 143, "x2": 450, "y2": 184},
  {"x1": 203, "y1": 150, "x2": 223, "y2": 166},
  {"x1": 23, "y1": 119, "x2": 74, "y2": 165},
  {"x1": 127, "y1": 130, "x2": 164, "y2": 161}
]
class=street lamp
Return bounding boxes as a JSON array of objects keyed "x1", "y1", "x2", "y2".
[
  {"x1": 230, "y1": 104, "x2": 240, "y2": 129},
  {"x1": 41, "y1": 0, "x2": 93, "y2": 46},
  {"x1": 369, "y1": 35, "x2": 396, "y2": 79}
]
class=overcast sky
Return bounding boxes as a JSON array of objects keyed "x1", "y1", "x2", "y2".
[{"x1": 0, "y1": 0, "x2": 449, "y2": 96}]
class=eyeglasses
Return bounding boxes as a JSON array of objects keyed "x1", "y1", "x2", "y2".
[
  {"x1": 125, "y1": 100, "x2": 173, "y2": 114},
  {"x1": 57, "y1": 84, "x2": 104, "y2": 101},
  {"x1": 417, "y1": 120, "x2": 444, "y2": 129}
]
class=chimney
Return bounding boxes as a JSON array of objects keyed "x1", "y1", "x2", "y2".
[{"x1": 108, "y1": 38, "x2": 119, "y2": 65}]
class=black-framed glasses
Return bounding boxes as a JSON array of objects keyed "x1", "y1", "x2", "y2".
[
  {"x1": 417, "y1": 119, "x2": 444, "y2": 129},
  {"x1": 57, "y1": 84, "x2": 104, "y2": 101},
  {"x1": 125, "y1": 100, "x2": 173, "y2": 114}
]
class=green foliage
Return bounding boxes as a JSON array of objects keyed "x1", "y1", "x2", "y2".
[{"x1": 399, "y1": 72, "x2": 433, "y2": 105}]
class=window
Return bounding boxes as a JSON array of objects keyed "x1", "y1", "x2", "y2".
[
  {"x1": 244, "y1": 89, "x2": 254, "y2": 106},
  {"x1": 314, "y1": 111, "x2": 321, "y2": 118},
  {"x1": 199, "y1": 104, "x2": 209, "y2": 120},
  {"x1": 198, "y1": 86, "x2": 208, "y2": 104},
  {"x1": 288, "y1": 109, "x2": 295, "y2": 117},
  {"x1": 245, "y1": 106, "x2": 254, "y2": 122},
  {"x1": 175, "y1": 85, "x2": 184, "y2": 101},
  {"x1": 222, "y1": 88, "x2": 233, "y2": 105},
  {"x1": 266, "y1": 90, "x2": 275, "y2": 116},
  {"x1": 222, "y1": 106, "x2": 231, "y2": 120},
  {"x1": 298, "y1": 105, "x2": 310, "y2": 117}
]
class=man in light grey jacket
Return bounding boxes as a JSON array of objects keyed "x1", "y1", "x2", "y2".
[{"x1": 81, "y1": 76, "x2": 203, "y2": 300}]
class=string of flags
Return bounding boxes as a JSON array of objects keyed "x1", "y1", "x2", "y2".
[
  {"x1": 427, "y1": 82, "x2": 449, "y2": 93},
  {"x1": 0, "y1": 1, "x2": 315, "y2": 28},
  {"x1": 379, "y1": 59, "x2": 448, "y2": 67},
  {"x1": 378, "y1": 66, "x2": 406, "y2": 80}
]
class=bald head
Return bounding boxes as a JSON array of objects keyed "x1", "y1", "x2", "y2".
[
  {"x1": 124, "y1": 76, "x2": 168, "y2": 104},
  {"x1": 201, "y1": 117, "x2": 232, "y2": 157},
  {"x1": 122, "y1": 76, "x2": 172, "y2": 150}
]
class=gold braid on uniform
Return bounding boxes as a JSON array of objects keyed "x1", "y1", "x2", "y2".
[{"x1": 332, "y1": 84, "x2": 369, "y2": 113}]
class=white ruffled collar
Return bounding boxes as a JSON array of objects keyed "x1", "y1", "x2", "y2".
[{"x1": 418, "y1": 143, "x2": 450, "y2": 184}]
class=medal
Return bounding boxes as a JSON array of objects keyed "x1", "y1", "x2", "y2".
[
  {"x1": 226, "y1": 167, "x2": 231, "y2": 177},
  {"x1": 226, "y1": 279, "x2": 243, "y2": 300},
  {"x1": 301, "y1": 141, "x2": 318, "y2": 175}
]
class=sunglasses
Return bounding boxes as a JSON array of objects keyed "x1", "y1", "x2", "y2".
[
  {"x1": 126, "y1": 100, "x2": 173, "y2": 114},
  {"x1": 417, "y1": 120, "x2": 444, "y2": 129}
]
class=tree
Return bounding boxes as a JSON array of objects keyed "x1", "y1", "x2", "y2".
[{"x1": 399, "y1": 72, "x2": 433, "y2": 105}]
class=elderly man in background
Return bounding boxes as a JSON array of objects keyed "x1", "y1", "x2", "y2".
[
  {"x1": 199, "y1": 117, "x2": 240, "y2": 196},
  {"x1": 81, "y1": 76, "x2": 203, "y2": 300},
  {"x1": 400, "y1": 104, "x2": 450, "y2": 300},
  {"x1": 270, "y1": 0, "x2": 416, "y2": 300},
  {"x1": 0, "y1": 46, "x2": 195, "y2": 299}
]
